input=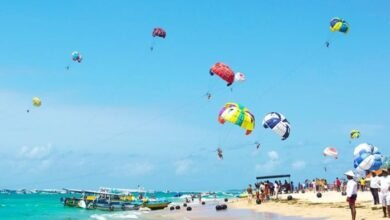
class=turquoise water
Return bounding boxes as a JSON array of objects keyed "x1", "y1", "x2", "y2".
[
  {"x1": 0, "y1": 193, "x2": 94, "y2": 219},
  {"x1": 0, "y1": 192, "x2": 236, "y2": 220},
  {"x1": 0, "y1": 192, "x2": 315, "y2": 220}
]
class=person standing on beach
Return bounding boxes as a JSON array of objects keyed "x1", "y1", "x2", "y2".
[
  {"x1": 359, "y1": 178, "x2": 366, "y2": 191},
  {"x1": 336, "y1": 177, "x2": 341, "y2": 192},
  {"x1": 274, "y1": 181, "x2": 279, "y2": 199},
  {"x1": 345, "y1": 170, "x2": 357, "y2": 220},
  {"x1": 198, "y1": 193, "x2": 202, "y2": 203},
  {"x1": 379, "y1": 170, "x2": 390, "y2": 217},
  {"x1": 370, "y1": 172, "x2": 380, "y2": 205},
  {"x1": 312, "y1": 179, "x2": 316, "y2": 192},
  {"x1": 247, "y1": 184, "x2": 253, "y2": 204}
]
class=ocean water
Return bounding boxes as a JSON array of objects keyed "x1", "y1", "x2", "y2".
[{"x1": 0, "y1": 192, "x2": 317, "y2": 220}]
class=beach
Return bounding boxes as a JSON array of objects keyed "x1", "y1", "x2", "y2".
[
  {"x1": 229, "y1": 191, "x2": 383, "y2": 220},
  {"x1": 0, "y1": 190, "x2": 385, "y2": 219},
  {"x1": 140, "y1": 199, "x2": 319, "y2": 220}
]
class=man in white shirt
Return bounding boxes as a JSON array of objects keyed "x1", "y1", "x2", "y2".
[
  {"x1": 274, "y1": 181, "x2": 279, "y2": 199},
  {"x1": 370, "y1": 172, "x2": 380, "y2": 205},
  {"x1": 345, "y1": 170, "x2": 357, "y2": 220},
  {"x1": 379, "y1": 170, "x2": 390, "y2": 217}
]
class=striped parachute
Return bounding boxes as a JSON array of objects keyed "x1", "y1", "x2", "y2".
[
  {"x1": 330, "y1": 17, "x2": 350, "y2": 34},
  {"x1": 218, "y1": 102, "x2": 255, "y2": 135},
  {"x1": 210, "y1": 62, "x2": 235, "y2": 86},
  {"x1": 350, "y1": 129, "x2": 360, "y2": 139},
  {"x1": 353, "y1": 143, "x2": 383, "y2": 172},
  {"x1": 323, "y1": 147, "x2": 338, "y2": 159},
  {"x1": 262, "y1": 112, "x2": 291, "y2": 140}
]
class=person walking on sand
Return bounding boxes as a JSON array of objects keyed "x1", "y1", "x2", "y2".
[
  {"x1": 370, "y1": 172, "x2": 380, "y2": 205},
  {"x1": 247, "y1": 184, "x2": 253, "y2": 204},
  {"x1": 379, "y1": 169, "x2": 390, "y2": 217},
  {"x1": 345, "y1": 170, "x2": 358, "y2": 220}
]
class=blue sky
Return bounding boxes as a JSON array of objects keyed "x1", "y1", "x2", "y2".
[{"x1": 0, "y1": 0, "x2": 389, "y2": 191}]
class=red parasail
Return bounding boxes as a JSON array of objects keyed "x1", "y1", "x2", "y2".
[
  {"x1": 209, "y1": 62, "x2": 235, "y2": 86},
  {"x1": 152, "y1": 28, "x2": 166, "y2": 38}
]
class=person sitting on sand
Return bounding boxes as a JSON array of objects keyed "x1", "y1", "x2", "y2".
[
  {"x1": 379, "y1": 169, "x2": 390, "y2": 217},
  {"x1": 345, "y1": 170, "x2": 358, "y2": 220}
]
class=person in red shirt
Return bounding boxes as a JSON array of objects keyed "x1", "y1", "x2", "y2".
[{"x1": 336, "y1": 177, "x2": 341, "y2": 192}]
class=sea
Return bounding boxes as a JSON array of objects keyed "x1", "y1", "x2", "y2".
[{"x1": 0, "y1": 191, "x2": 318, "y2": 220}]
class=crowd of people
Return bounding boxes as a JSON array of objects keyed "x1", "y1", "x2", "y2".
[{"x1": 244, "y1": 168, "x2": 390, "y2": 220}]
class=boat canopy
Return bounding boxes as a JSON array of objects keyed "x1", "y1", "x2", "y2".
[{"x1": 256, "y1": 174, "x2": 291, "y2": 180}]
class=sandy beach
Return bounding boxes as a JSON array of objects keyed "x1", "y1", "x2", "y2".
[
  {"x1": 142, "y1": 199, "x2": 315, "y2": 220},
  {"x1": 230, "y1": 191, "x2": 384, "y2": 220}
]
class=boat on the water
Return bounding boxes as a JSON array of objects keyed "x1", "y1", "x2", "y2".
[
  {"x1": 62, "y1": 188, "x2": 170, "y2": 211},
  {"x1": 141, "y1": 200, "x2": 171, "y2": 210}
]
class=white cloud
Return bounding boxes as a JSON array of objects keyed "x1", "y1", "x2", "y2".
[
  {"x1": 127, "y1": 162, "x2": 154, "y2": 175},
  {"x1": 175, "y1": 159, "x2": 192, "y2": 175},
  {"x1": 292, "y1": 160, "x2": 306, "y2": 170},
  {"x1": 268, "y1": 151, "x2": 279, "y2": 161},
  {"x1": 18, "y1": 144, "x2": 52, "y2": 160},
  {"x1": 255, "y1": 151, "x2": 280, "y2": 171}
]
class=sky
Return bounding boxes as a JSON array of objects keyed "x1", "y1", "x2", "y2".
[{"x1": 0, "y1": 0, "x2": 389, "y2": 191}]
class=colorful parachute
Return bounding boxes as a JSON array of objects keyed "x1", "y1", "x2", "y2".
[
  {"x1": 330, "y1": 17, "x2": 349, "y2": 34},
  {"x1": 323, "y1": 147, "x2": 338, "y2": 159},
  {"x1": 218, "y1": 102, "x2": 255, "y2": 135},
  {"x1": 350, "y1": 130, "x2": 360, "y2": 139},
  {"x1": 262, "y1": 112, "x2": 291, "y2": 140},
  {"x1": 152, "y1": 28, "x2": 166, "y2": 38},
  {"x1": 234, "y1": 72, "x2": 246, "y2": 82},
  {"x1": 32, "y1": 97, "x2": 41, "y2": 107},
  {"x1": 71, "y1": 51, "x2": 83, "y2": 63},
  {"x1": 210, "y1": 62, "x2": 235, "y2": 86},
  {"x1": 353, "y1": 143, "x2": 383, "y2": 172}
]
